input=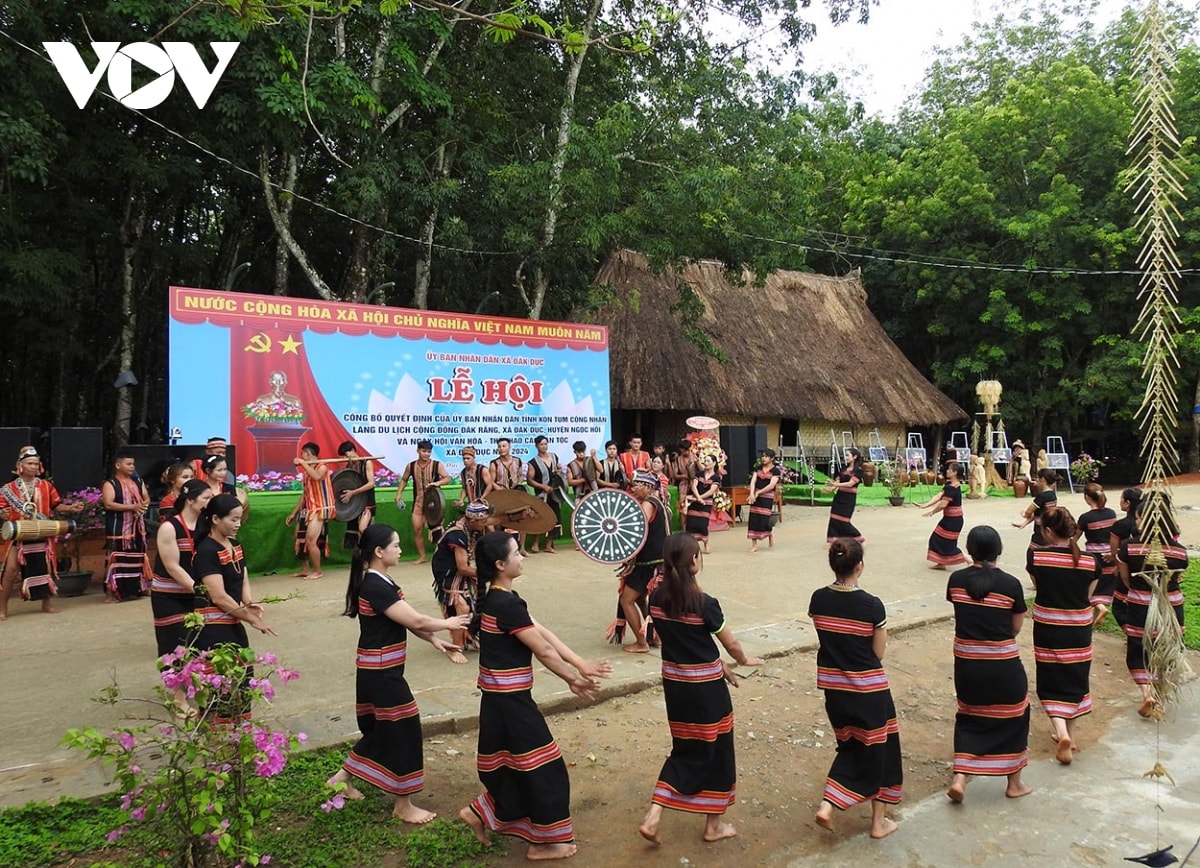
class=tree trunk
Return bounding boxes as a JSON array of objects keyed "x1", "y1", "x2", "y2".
[
  {"x1": 114, "y1": 192, "x2": 145, "y2": 447},
  {"x1": 261, "y1": 150, "x2": 333, "y2": 300},
  {"x1": 1189, "y1": 373, "x2": 1200, "y2": 473},
  {"x1": 526, "y1": 0, "x2": 604, "y2": 320},
  {"x1": 413, "y1": 137, "x2": 454, "y2": 310},
  {"x1": 269, "y1": 152, "x2": 299, "y2": 296}
]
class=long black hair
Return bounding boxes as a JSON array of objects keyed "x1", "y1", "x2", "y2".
[
  {"x1": 827, "y1": 537, "x2": 863, "y2": 579},
  {"x1": 658, "y1": 532, "x2": 702, "y2": 619},
  {"x1": 176, "y1": 478, "x2": 210, "y2": 513},
  {"x1": 1121, "y1": 487, "x2": 1143, "y2": 518},
  {"x1": 1041, "y1": 506, "x2": 1081, "y2": 566},
  {"x1": 964, "y1": 525, "x2": 1003, "y2": 601},
  {"x1": 343, "y1": 523, "x2": 399, "y2": 618},
  {"x1": 196, "y1": 493, "x2": 241, "y2": 543},
  {"x1": 469, "y1": 532, "x2": 518, "y2": 634}
]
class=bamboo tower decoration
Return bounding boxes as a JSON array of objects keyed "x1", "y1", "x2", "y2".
[
  {"x1": 1124, "y1": 3, "x2": 1191, "y2": 862},
  {"x1": 1126, "y1": 0, "x2": 1191, "y2": 713}
]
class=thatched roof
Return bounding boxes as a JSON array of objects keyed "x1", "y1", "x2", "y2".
[{"x1": 590, "y1": 250, "x2": 966, "y2": 425}]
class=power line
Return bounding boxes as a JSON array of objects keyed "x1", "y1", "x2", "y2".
[
  {"x1": 0, "y1": 28, "x2": 513, "y2": 258},
  {"x1": 729, "y1": 229, "x2": 1200, "y2": 276}
]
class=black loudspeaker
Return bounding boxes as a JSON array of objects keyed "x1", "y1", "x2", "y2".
[
  {"x1": 0, "y1": 428, "x2": 35, "y2": 472},
  {"x1": 719, "y1": 425, "x2": 767, "y2": 484},
  {"x1": 49, "y1": 427, "x2": 104, "y2": 493}
]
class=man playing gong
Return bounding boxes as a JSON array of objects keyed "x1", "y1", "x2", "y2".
[
  {"x1": 397, "y1": 440, "x2": 450, "y2": 564},
  {"x1": 0, "y1": 446, "x2": 83, "y2": 619},
  {"x1": 608, "y1": 469, "x2": 669, "y2": 654}
]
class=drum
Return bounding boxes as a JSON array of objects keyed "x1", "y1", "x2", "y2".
[
  {"x1": 1, "y1": 519, "x2": 76, "y2": 542},
  {"x1": 486, "y1": 488, "x2": 556, "y2": 534},
  {"x1": 571, "y1": 489, "x2": 647, "y2": 564},
  {"x1": 421, "y1": 485, "x2": 446, "y2": 528},
  {"x1": 332, "y1": 468, "x2": 368, "y2": 522}
]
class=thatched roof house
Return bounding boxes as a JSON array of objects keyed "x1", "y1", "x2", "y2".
[{"x1": 590, "y1": 250, "x2": 965, "y2": 453}]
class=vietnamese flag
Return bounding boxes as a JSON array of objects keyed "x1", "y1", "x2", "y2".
[{"x1": 229, "y1": 324, "x2": 355, "y2": 475}]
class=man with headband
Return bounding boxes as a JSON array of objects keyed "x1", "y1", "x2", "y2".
[
  {"x1": 0, "y1": 447, "x2": 83, "y2": 619},
  {"x1": 607, "y1": 469, "x2": 669, "y2": 653},
  {"x1": 455, "y1": 446, "x2": 493, "y2": 509},
  {"x1": 431, "y1": 500, "x2": 499, "y2": 662}
]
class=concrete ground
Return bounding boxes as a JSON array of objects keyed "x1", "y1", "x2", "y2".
[{"x1": 1, "y1": 483, "x2": 1197, "y2": 866}]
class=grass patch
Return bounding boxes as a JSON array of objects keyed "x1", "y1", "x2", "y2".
[{"x1": 0, "y1": 745, "x2": 496, "y2": 868}]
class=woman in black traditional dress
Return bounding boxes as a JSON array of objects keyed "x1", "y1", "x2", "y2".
[
  {"x1": 192, "y1": 494, "x2": 276, "y2": 723},
  {"x1": 459, "y1": 532, "x2": 612, "y2": 861},
  {"x1": 638, "y1": 533, "x2": 763, "y2": 845},
  {"x1": 151, "y1": 480, "x2": 212, "y2": 660},
  {"x1": 1075, "y1": 483, "x2": 1117, "y2": 624},
  {"x1": 945, "y1": 526, "x2": 1032, "y2": 803},
  {"x1": 825, "y1": 448, "x2": 865, "y2": 544},
  {"x1": 1013, "y1": 468, "x2": 1059, "y2": 546},
  {"x1": 1025, "y1": 506, "x2": 1099, "y2": 764},
  {"x1": 809, "y1": 538, "x2": 901, "y2": 839},
  {"x1": 918, "y1": 461, "x2": 967, "y2": 569},
  {"x1": 747, "y1": 449, "x2": 780, "y2": 552},
  {"x1": 685, "y1": 454, "x2": 721, "y2": 553},
  {"x1": 1108, "y1": 488, "x2": 1143, "y2": 631},
  {"x1": 327, "y1": 523, "x2": 470, "y2": 823},
  {"x1": 1116, "y1": 492, "x2": 1187, "y2": 719}
]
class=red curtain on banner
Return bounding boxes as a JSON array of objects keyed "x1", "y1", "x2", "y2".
[{"x1": 228, "y1": 325, "x2": 356, "y2": 476}]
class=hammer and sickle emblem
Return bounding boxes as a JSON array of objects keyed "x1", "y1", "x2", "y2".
[{"x1": 245, "y1": 333, "x2": 272, "y2": 354}]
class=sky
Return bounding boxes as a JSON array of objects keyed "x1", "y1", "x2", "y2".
[{"x1": 785, "y1": 0, "x2": 1136, "y2": 117}]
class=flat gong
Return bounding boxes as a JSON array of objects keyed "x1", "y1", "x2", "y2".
[
  {"x1": 332, "y1": 468, "x2": 367, "y2": 522},
  {"x1": 571, "y1": 488, "x2": 648, "y2": 564},
  {"x1": 421, "y1": 484, "x2": 446, "y2": 528}
]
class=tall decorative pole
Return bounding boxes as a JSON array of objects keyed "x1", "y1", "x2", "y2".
[
  {"x1": 975, "y1": 380, "x2": 1004, "y2": 490},
  {"x1": 1124, "y1": 2, "x2": 1190, "y2": 862}
]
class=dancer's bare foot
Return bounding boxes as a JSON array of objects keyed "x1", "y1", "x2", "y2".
[
  {"x1": 869, "y1": 817, "x2": 899, "y2": 839},
  {"x1": 1055, "y1": 739, "x2": 1073, "y2": 765},
  {"x1": 0, "y1": 611, "x2": 6, "y2": 621},
  {"x1": 292, "y1": 571, "x2": 309, "y2": 578},
  {"x1": 702, "y1": 820, "x2": 737, "y2": 842},
  {"x1": 447, "y1": 649, "x2": 469, "y2": 665},
  {"x1": 946, "y1": 775, "x2": 966, "y2": 804},
  {"x1": 927, "y1": 562, "x2": 946, "y2": 570},
  {"x1": 459, "y1": 806, "x2": 490, "y2": 846},
  {"x1": 526, "y1": 842, "x2": 577, "y2": 861},
  {"x1": 814, "y1": 803, "x2": 834, "y2": 833},
  {"x1": 1006, "y1": 782, "x2": 1033, "y2": 798},
  {"x1": 638, "y1": 806, "x2": 662, "y2": 844},
  {"x1": 393, "y1": 799, "x2": 437, "y2": 824},
  {"x1": 545, "y1": 546, "x2": 557, "y2": 554},
  {"x1": 306, "y1": 571, "x2": 324, "y2": 580},
  {"x1": 623, "y1": 642, "x2": 651, "y2": 654},
  {"x1": 1093, "y1": 604, "x2": 1109, "y2": 626},
  {"x1": 41, "y1": 603, "x2": 61, "y2": 614},
  {"x1": 326, "y1": 773, "x2": 365, "y2": 800},
  {"x1": 522, "y1": 549, "x2": 537, "y2": 556},
  {"x1": 413, "y1": 558, "x2": 427, "y2": 566},
  {"x1": 1138, "y1": 697, "x2": 1158, "y2": 718}
]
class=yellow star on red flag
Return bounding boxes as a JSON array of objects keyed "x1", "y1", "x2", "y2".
[{"x1": 279, "y1": 334, "x2": 302, "y2": 355}]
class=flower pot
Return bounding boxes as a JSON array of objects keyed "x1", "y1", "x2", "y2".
[
  {"x1": 888, "y1": 495, "x2": 906, "y2": 507},
  {"x1": 56, "y1": 570, "x2": 93, "y2": 597},
  {"x1": 861, "y1": 462, "x2": 876, "y2": 487},
  {"x1": 1030, "y1": 479, "x2": 1042, "y2": 496},
  {"x1": 1013, "y1": 479, "x2": 1028, "y2": 498},
  {"x1": 923, "y1": 470, "x2": 937, "y2": 485}
]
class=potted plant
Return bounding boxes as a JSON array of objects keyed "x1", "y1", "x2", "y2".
[
  {"x1": 1070, "y1": 453, "x2": 1103, "y2": 485},
  {"x1": 881, "y1": 465, "x2": 906, "y2": 506},
  {"x1": 56, "y1": 487, "x2": 105, "y2": 594}
]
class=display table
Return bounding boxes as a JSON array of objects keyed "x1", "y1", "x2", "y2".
[{"x1": 722, "y1": 485, "x2": 783, "y2": 524}]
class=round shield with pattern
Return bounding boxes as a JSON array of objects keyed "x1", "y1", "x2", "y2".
[{"x1": 571, "y1": 488, "x2": 647, "y2": 564}]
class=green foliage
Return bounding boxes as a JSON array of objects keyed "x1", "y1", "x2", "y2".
[
  {"x1": 0, "y1": 798, "x2": 130, "y2": 868},
  {"x1": 62, "y1": 639, "x2": 305, "y2": 868}
]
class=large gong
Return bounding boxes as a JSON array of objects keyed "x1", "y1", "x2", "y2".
[
  {"x1": 332, "y1": 469, "x2": 367, "y2": 522},
  {"x1": 571, "y1": 489, "x2": 647, "y2": 564}
]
